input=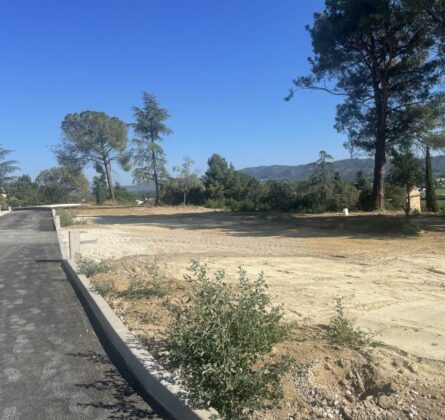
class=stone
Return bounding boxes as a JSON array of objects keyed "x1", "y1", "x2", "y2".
[{"x1": 378, "y1": 395, "x2": 395, "y2": 410}]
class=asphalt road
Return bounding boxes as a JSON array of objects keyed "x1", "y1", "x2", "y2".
[{"x1": 0, "y1": 210, "x2": 160, "y2": 419}]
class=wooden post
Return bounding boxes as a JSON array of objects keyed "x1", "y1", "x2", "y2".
[{"x1": 69, "y1": 230, "x2": 80, "y2": 260}]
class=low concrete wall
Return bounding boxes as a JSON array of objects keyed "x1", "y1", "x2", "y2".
[{"x1": 53, "y1": 215, "x2": 217, "y2": 419}]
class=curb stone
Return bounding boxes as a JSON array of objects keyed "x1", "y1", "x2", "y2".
[{"x1": 54, "y1": 212, "x2": 218, "y2": 420}]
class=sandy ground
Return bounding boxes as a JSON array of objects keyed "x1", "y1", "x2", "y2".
[{"x1": 62, "y1": 206, "x2": 445, "y2": 362}]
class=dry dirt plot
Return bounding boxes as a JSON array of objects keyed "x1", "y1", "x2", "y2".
[{"x1": 62, "y1": 207, "x2": 445, "y2": 418}]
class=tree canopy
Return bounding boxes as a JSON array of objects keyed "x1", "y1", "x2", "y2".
[
  {"x1": 0, "y1": 145, "x2": 19, "y2": 188},
  {"x1": 56, "y1": 111, "x2": 130, "y2": 203}
]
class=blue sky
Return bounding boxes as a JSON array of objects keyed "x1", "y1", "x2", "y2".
[{"x1": 0, "y1": 0, "x2": 348, "y2": 184}]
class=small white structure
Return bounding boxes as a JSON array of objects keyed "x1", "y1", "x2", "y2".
[{"x1": 342, "y1": 208, "x2": 349, "y2": 216}]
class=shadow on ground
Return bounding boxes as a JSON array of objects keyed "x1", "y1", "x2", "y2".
[
  {"x1": 67, "y1": 351, "x2": 159, "y2": 419},
  {"x1": 81, "y1": 211, "x2": 445, "y2": 240}
]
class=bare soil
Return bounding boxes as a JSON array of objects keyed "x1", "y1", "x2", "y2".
[{"x1": 63, "y1": 206, "x2": 445, "y2": 419}]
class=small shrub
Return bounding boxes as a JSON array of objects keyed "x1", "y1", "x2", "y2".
[
  {"x1": 166, "y1": 261, "x2": 288, "y2": 418},
  {"x1": 90, "y1": 278, "x2": 116, "y2": 297},
  {"x1": 124, "y1": 259, "x2": 170, "y2": 299},
  {"x1": 57, "y1": 208, "x2": 76, "y2": 226},
  {"x1": 204, "y1": 198, "x2": 225, "y2": 209},
  {"x1": 76, "y1": 256, "x2": 111, "y2": 278},
  {"x1": 328, "y1": 298, "x2": 379, "y2": 351}
]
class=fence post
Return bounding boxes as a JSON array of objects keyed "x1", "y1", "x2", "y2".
[{"x1": 69, "y1": 230, "x2": 80, "y2": 260}]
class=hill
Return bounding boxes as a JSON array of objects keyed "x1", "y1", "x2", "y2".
[{"x1": 240, "y1": 156, "x2": 445, "y2": 182}]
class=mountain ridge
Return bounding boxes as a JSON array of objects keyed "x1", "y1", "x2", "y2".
[{"x1": 240, "y1": 156, "x2": 445, "y2": 182}]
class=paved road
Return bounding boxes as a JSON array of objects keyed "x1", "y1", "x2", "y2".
[{"x1": 0, "y1": 210, "x2": 160, "y2": 419}]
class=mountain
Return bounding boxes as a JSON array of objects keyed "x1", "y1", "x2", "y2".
[
  {"x1": 240, "y1": 156, "x2": 445, "y2": 182},
  {"x1": 124, "y1": 183, "x2": 155, "y2": 195}
]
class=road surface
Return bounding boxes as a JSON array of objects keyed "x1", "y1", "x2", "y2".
[{"x1": 0, "y1": 210, "x2": 160, "y2": 419}]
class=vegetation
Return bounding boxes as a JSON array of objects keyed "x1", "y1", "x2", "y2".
[
  {"x1": 132, "y1": 93, "x2": 172, "y2": 205},
  {"x1": 56, "y1": 111, "x2": 131, "y2": 203},
  {"x1": 76, "y1": 256, "x2": 111, "y2": 278},
  {"x1": 123, "y1": 259, "x2": 170, "y2": 299},
  {"x1": 57, "y1": 208, "x2": 77, "y2": 227},
  {"x1": 389, "y1": 147, "x2": 423, "y2": 215},
  {"x1": 328, "y1": 298, "x2": 380, "y2": 351},
  {"x1": 36, "y1": 166, "x2": 89, "y2": 204},
  {"x1": 172, "y1": 156, "x2": 204, "y2": 205},
  {"x1": 425, "y1": 146, "x2": 438, "y2": 212},
  {"x1": 166, "y1": 261, "x2": 288, "y2": 418},
  {"x1": 90, "y1": 278, "x2": 116, "y2": 297},
  {"x1": 288, "y1": 0, "x2": 445, "y2": 210},
  {"x1": 0, "y1": 146, "x2": 19, "y2": 189}
]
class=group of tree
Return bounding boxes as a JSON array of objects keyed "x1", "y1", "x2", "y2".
[
  {"x1": 53, "y1": 92, "x2": 170, "y2": 206},
  {"x1": 287, "y1": 0, "x2": 445, "y2": 211}
]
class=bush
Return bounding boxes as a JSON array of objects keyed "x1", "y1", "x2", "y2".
[
  {"x1": 124, "y1": 259, "x2": 170, "y2": 299},
  {"x1": 385, "y1": 184, "x2": 406, "y2": 210},
  {"x1": 358, "y1": 187, "x2": 374, "y2": 211},
  {"x1": 328, "y1": 298, "x2": 379, "y2": 351},
  {"x1": 166, "y1": 261, "x2": 288, "y2": 418},
  {"x1": 57, "y1": 208, "x2": 76, "y2": 226},
  {"x1": 90, "y1": 278, "x2": 116, "y2": 297},
  {"x1": 204, "y1": 198, "x2": 226, "y2": 209},
  {"x1": 114, "y1": 183, "x2": 136, "y2": 204},
  {"x1": 76, "y1": 256, "x2": 111, "y2": 278}
]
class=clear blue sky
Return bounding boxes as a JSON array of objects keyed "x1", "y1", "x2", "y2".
[{"x1": 0, "y1": 0, "x2": 348, "y2": 184}]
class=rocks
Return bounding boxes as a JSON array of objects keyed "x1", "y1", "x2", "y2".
[{"x1": 378, "y1": 394, "x2": 395, "y2": 410}]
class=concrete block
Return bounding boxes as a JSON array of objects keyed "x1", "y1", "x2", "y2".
[{"x1": 69, "y1": 230, "x2": 80, "y2": 260}]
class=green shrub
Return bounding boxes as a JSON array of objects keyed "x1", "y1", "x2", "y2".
[
  {"x1": 328, "y1": 298, "x2": 379, "y2": 351},
  {"x1": 90, "y1": 278, "x2": 116, "y2": 297},
  {"x1": 0, "y1": 195, "x2": 6, "y2": 210},
  {"x1": 204, "y1": 198, "x2": 226, "y2": 209},
  {"x1": 114, "y1": 183, "x2": 136, "y2": 204},
  {"x1": 358, "y1": 187, "x2": 374, "y2": 211},
  {"x1": 76, "y1": 256, "x2": 111, "y2": 278},
  {"x1": 124, "y1": 259, "x2": 170, "y2": 299},
  {"x1": 57, "y1": 208, "x2": 76, "y2": 226},
  {"x1": 166, "y1": 261, "x2": 288, "y2": 418}
]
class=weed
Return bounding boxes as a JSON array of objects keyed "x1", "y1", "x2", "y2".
[
  {"x1": 90, "y1": 278, "x2": 116, "y2": 297},
  {"x1": 76, "y1": 256, "x2": 111, "y2": 278},
  {"x1": 328, "y1": 298, "x2": 380, "y2": 351},
  {"x1": 166, "y1": 260, "x2": 288, "y2": 419}
]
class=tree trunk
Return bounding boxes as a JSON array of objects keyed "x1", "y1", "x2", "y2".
[
  {"x1": 425, "y1": 145, "x2": 438, "y2": 212},
  {"x1": 372, "y1": 137, "x2": 386, "y2": 211},
  {"x1": 104, "y1": 158, "x2": 116, "y2": 204},
  {"x1": 183, "y1": 191, "x2": 186, "y2": 206},
  {"x1": 151, "y1": 147, "x2": 160, "y2": 206},
  {"x1": 405, "y1": 185, "x2": 411, "y2": 217}
]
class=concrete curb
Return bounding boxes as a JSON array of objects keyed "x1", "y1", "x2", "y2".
[
  {"x1": 0, "y1": 210, "x2": 11, "y2": 217},
  {"x1": 53, "y1": 214, "x2": 218, "y2": 420}
]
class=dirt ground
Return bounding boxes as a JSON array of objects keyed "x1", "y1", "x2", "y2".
[{"x1": 62, "y1": 206, "x2": 445, "y2": 418}]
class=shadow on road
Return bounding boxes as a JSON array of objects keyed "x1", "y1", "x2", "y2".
[{"x1": 68, "y1": 351, "x2": 159, "y2": 419}]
